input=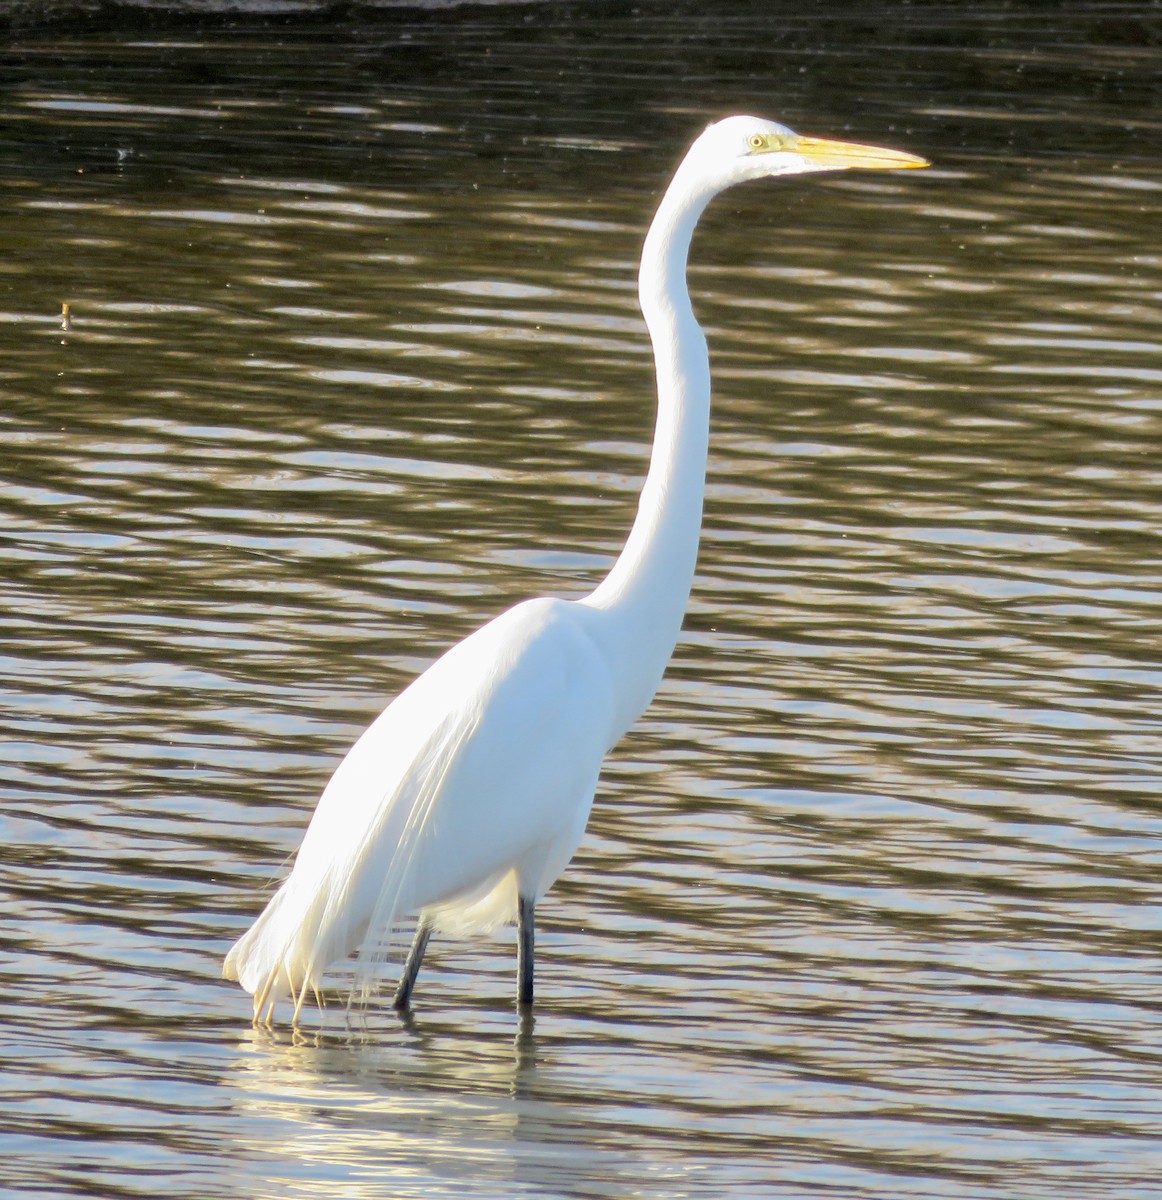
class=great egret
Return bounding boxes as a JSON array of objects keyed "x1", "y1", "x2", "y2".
[{"x1": 223, "y1": 116, "x2": 927, "y2": 1025}]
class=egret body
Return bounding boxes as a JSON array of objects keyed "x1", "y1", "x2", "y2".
[{"x1": 223, "y1": 116, "x2": 927, "y2": 1024}]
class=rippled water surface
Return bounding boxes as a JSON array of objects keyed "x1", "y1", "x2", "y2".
[{"x1": 3, "y1": 5, "x2": 1162, "y2": 1198}]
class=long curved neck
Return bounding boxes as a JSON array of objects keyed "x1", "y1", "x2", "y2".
[{"x1": 582, "y1": 161, "x2": 718, "y2": 738}]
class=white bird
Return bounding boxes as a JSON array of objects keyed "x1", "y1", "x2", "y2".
[{"x1": 223, "y1": 116, "x2": 928, "y2": 1025}]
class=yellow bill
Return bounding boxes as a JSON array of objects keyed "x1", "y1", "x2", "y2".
[{"x1": 787, "y1": 135, "x2": 929, "y2": 171}]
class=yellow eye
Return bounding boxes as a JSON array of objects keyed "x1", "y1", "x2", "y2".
[{"x1": 748, "y1": 134, "x2": 766, "y2": 151}]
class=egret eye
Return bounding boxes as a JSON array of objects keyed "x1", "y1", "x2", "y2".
[{"x1": 748, "y1": 134, "x2": 766, "y2": 151}]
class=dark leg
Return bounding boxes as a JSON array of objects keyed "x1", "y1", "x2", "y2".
[
  {"x1": 393, "y1": 919, "x2": 432, "y2": 1010},
  {"x1": 517, "y1": 894, "x2": 535, "y2": 1008}
]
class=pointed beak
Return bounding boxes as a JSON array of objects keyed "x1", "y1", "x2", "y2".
[{"x1": 786, "y1": 136, "x2": 929, "y2": 172}]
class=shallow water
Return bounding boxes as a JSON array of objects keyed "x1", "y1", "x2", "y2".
[{"x1": 3, "y1": 5, "x2": 1162, "y2": 1198}]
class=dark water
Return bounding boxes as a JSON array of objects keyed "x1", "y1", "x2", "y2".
[{"x1": 3, "y1": 5, "x2": 1162, "y2": 1198}]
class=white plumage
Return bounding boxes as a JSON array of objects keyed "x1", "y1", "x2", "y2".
[{"x1": 223, "y1": 116, "x2": 927, "y2": 1024}]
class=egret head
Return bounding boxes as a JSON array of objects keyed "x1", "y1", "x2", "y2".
[{"x1": 689, "y1": 115, "x2": 929, "y2": 187}]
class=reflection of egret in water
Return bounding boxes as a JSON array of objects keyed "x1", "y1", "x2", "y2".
[{"x1": 227, "y1": 1020, "x2": 694, "y2": 1198}]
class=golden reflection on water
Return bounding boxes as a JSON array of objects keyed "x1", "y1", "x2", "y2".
[{"x1": 228, "y1": 1019, "x2": 678, "y2": 1200}]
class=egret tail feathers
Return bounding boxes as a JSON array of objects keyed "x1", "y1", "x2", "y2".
[
  {"x1": 222, "y1": 872, "x2": 332, "y2": 1022},
  {"x1": 350, "y1": 712, "x2": 481, "y2": 1004},
  {"x1": 223, "y1": 706, "x2": 489, "y2": 1019}
]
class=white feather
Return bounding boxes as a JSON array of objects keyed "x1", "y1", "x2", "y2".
[
  {"x1": 224, "y1": 597, "x2": 614, "y2": 1014},
  {"x1": 222, "y1": 115, "x2": 926, "y2": 1022}
]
